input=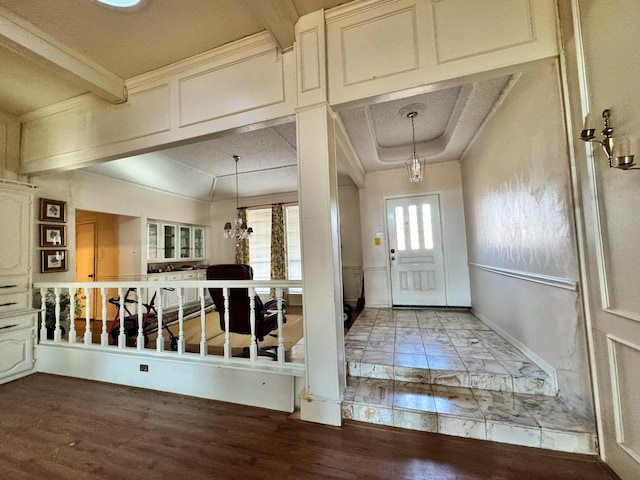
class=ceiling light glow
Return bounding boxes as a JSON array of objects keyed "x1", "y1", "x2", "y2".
[{"x1": 96, "y1": 0, "x2": 142, "y2": 8}]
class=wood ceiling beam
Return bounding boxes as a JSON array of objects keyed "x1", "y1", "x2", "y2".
[
  {"x1": 243, "y1": 0, "x2": 299, "y2": 52},
  {"x1": 0, "y1": 6, "x2": 127, "y2": 104}
]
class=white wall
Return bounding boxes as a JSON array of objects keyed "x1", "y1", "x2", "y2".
[
  {"x1": 359, "y1": 163, "x2": 471, "y2": 308},
  {"x1": 31, "y1": 170, "x2": 210, "y2": 282},
  {"x1": 460, "y1": 59, "x2": 593, "y2": 418},
  {"x1": 338, "y1": 185, "x2": 363, "y2": 306}
]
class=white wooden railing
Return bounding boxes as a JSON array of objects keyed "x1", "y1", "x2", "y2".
[{"x1": 33, "y1": 280, "x2": 302, "y2": 368}]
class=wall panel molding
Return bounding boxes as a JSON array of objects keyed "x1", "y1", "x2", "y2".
[
  {"x1": 340, "y1": 6, "x2": 419, "y2": 87},
  {"x1": 179, "y1": 49, "x2": 286, "y2": 128},
  {"x1": 468, "y1": 262, "x2": 578, "y2": 291},
  {"x1": 606, "y1": 334, "x2": 640, "y2": 463},
  {"x1": 432, "y1": 0, "x2": 535, "y2": 64}
]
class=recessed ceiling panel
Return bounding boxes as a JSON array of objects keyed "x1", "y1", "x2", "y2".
[{"x1": 369, "y1": 88, "x2": 461, "y2": 147}]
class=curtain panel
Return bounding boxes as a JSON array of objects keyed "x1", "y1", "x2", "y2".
[
  {"x1": 234, "y1": 208, "x2": 250, "y2": 264},
  {"x1": 270, "y1": 204, "x2": 288, "y2": 300}
]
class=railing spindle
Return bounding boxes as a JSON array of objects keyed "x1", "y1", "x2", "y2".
[
  {"x1": 68, "y1": 287, "x2": 77, "y2": 343},
  {"x1": 136, "y1": 288, "x2": 144, "y2": 350},
  {"x1": 84, "y1": 288, "x2": 92, "y2": 345},
  {"x1": 39, "y1": 287, "x2": 47, "y2": 341},
  {"x1": 177, "y1": 288, "x2": 184, "y2": 354},
  {"x1": 54, "y1": 287, "x2": 62, "y2": 342},
  {"x1": 118, "y1": 287, "x2": 126, "y2": 348},
  {"x1": 100, "y1": 288, "x2": 108, "y2": 346},
  {"x1": 248, "y1": 287, "x2": 257, "y2": 361},
  {"x1": 276, "y1": 287, "x2": 285, "y2": 364},
  {"x1": 223, "y1": 287, "x2": 230, "y2": 360},
  {"x1": 156, "y1": 287, "x2": 164, "y2": 352},
  {"x1": 199, "y1": 287, "x2": 207, "y2": 357}
]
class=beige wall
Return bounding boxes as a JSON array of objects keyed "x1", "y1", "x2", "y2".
[
  {"x1": 360, "y1": 163, "x2": 471, "y2": 308},
  {"x1": 338, "y1": 185, "x2": 363, "y2": 305},
  {"x1": 460, "y1": 59, "x2": 592, "y2": 418},
  {"x1": 0, "y1": 110, "x2": 20, "y2": 181}
]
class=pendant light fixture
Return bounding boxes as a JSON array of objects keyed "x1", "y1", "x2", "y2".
[
  {"x1": 405, "y1": 111, "x2": 425, "y2": 182},
  {"x1": 223, "y1": 155, "x2": 253, "y2": 243}
]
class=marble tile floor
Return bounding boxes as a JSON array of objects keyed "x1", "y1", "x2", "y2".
[{"x1": 342, "y1": 308, "x2": 597, "y2": 454}]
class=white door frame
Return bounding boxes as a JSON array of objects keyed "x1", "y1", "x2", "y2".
[{"x1": 383, "y1": 192, "x2": 449, "y2": 308}]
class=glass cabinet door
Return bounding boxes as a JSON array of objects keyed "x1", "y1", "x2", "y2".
[
  {"x1": 193, "y1": 227, "x2": 205, "y2": 259},
  {"x1": 163, "y1": 224, "x2": 177, "y2": 260},
  {"x1": 147, "y1": 222, "x2": 160, "y2": 260},
  {"x1": 179, "y1": 226, "x2": 191, "y2": 259}
]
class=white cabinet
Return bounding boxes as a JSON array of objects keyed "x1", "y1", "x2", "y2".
[
  {"x1": 146, "y1": 271, "x2": 203, "y2": 311},
  {"x1": 147, "y1": 222, "x2": 160, "y2": 260},
  {"x1": 0, "y1": 313, "x2": 36, "y2": 385},
  {"x1": 182, "y1": 272, "x2": 198, "y2": 304},
  {"x1": 179, "y1": 226, "x2": 191, "y2": 260},
  {"x1": 147, "y1": 221, "x2": 205, "y2": 263},
  {"x1": 0, "y1": 184, "x2": 35, "y2": 385},
  {"x1": 162, "y1": 224, "x2": 177, "y2": 261},
  {"x1": 193, "y1": 227, "x2": 205, "y2": 260}
]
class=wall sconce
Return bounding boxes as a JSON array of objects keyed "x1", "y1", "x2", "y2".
[{"x1": 580, "y1": 109, "x2": 636, "y2": 170}]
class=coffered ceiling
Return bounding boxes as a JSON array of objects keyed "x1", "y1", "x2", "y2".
[{"x1": 0, "y1": 0, "x2": 514, "y2": 201}]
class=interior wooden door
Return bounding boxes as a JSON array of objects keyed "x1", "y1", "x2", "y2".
[{"x1": 75, "y1": 221, "x2": 97, "y2": 320}]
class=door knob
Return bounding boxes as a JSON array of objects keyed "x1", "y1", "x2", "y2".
[
  {"x1": 88, "y1": 274, "x2": 94, "y2": 278},
  {"x1": 391, "y1": 256, "x2": 396, "y2": 261}
]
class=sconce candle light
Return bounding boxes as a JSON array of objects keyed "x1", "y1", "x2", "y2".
[{"x1": 580, "y1": 109, "x2": 636, "y2": 170}]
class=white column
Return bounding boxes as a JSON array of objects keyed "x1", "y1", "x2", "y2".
[{"x1": 297, "y1": 103, "x2": 346, "y2": 426}]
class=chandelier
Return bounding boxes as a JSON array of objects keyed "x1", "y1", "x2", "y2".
[
  {"x1": 405, "y1": 111, "x2": 425, "y2": 182},
  {"x1": 223, "y1": 155, "x2": 253, "y2": 242}
]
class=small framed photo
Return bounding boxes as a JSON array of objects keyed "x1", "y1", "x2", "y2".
[
  {"x1": 39, "y1": 198, "x2": 66, "y2": 223},
  {"x1": 40, "y1": 224, "x2": 66, "y2": 247},
  {"x1": 41, "y1": 250, "x2": 67, "y2": 273}
]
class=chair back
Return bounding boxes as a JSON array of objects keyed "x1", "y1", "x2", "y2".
[{"x1": 206, "y1": 264, "x2": 265, "y2": 336}]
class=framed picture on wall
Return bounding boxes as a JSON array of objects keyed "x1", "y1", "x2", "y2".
[
  {"x1": 39, "y1": 224, "x2": 66, "y2": 247},
  {"x1": 41, "y1": 250, "x2": 67, "y2": 273},
  {"x1": 39, "y1": 198, "x2": 66, "y2": 223}
]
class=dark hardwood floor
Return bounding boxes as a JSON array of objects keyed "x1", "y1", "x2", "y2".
[{"x1": 0, "y1": 374, "x2": 619, "y2": 479}]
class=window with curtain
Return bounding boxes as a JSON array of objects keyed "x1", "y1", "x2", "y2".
[{"x1": 246, "y1": 205, "x2": 301, "y2": 294}]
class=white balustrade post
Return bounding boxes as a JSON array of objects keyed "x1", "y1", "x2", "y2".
[
  {"x1": 39, "y1": 287, "x2": 47, "y2": 341},
  {"x1": 53, "y1": 287, "x2": 62, "y2": 342},
  {"x1": 249, "y1": 287, "x2": 257, "y2": 361},
  {"x1": 68, "y1": 287, "x2": 77, "y2": 343},
  {"x1": 100, "y1": 288, "x2": 108, "y2": 346},
  {"x1": 136, "y1": 288, "x2": 145, "y2": 350},
  {"x1": 84, "y1": 288, "x2": 92, "y2": 345},
  {"x1": 199, "y1": 288, "x2": 207, "y2": 357},
  {"x1": 156, "y1": 287, "x2": 164, "y2": 352},
  {"x1": 118, "y1": 287, "x2": 126, "y2": 348},
  {"x1": 177, "y1": 287, "x2": 184, "y2": 354},
  {"x1": 276, "y1": 287, "x2": 285, "y2": 364},
  {"x1": 223, "y1": 287, "x2": 230, "y2": 359}
]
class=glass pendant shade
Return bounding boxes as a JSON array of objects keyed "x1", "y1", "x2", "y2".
[
  {"x1": 223, "y1": 155, "x2": 253, "y2": 241},
  {"x1": 405, "y1": 111, "x2": 425, "y2": 182}
]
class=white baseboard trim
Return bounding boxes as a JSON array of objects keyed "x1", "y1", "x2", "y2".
[{"x1": 472, "y1": 310, "x2": 558, "y2": 394}]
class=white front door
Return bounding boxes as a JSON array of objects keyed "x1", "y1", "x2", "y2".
[{"x1": 386, "y1": 195, "x2": 446, "y2": 306}]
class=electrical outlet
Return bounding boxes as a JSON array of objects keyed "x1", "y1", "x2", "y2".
[{"x1": 140, "y1": 364, "x2": 148, "y2": 372}]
